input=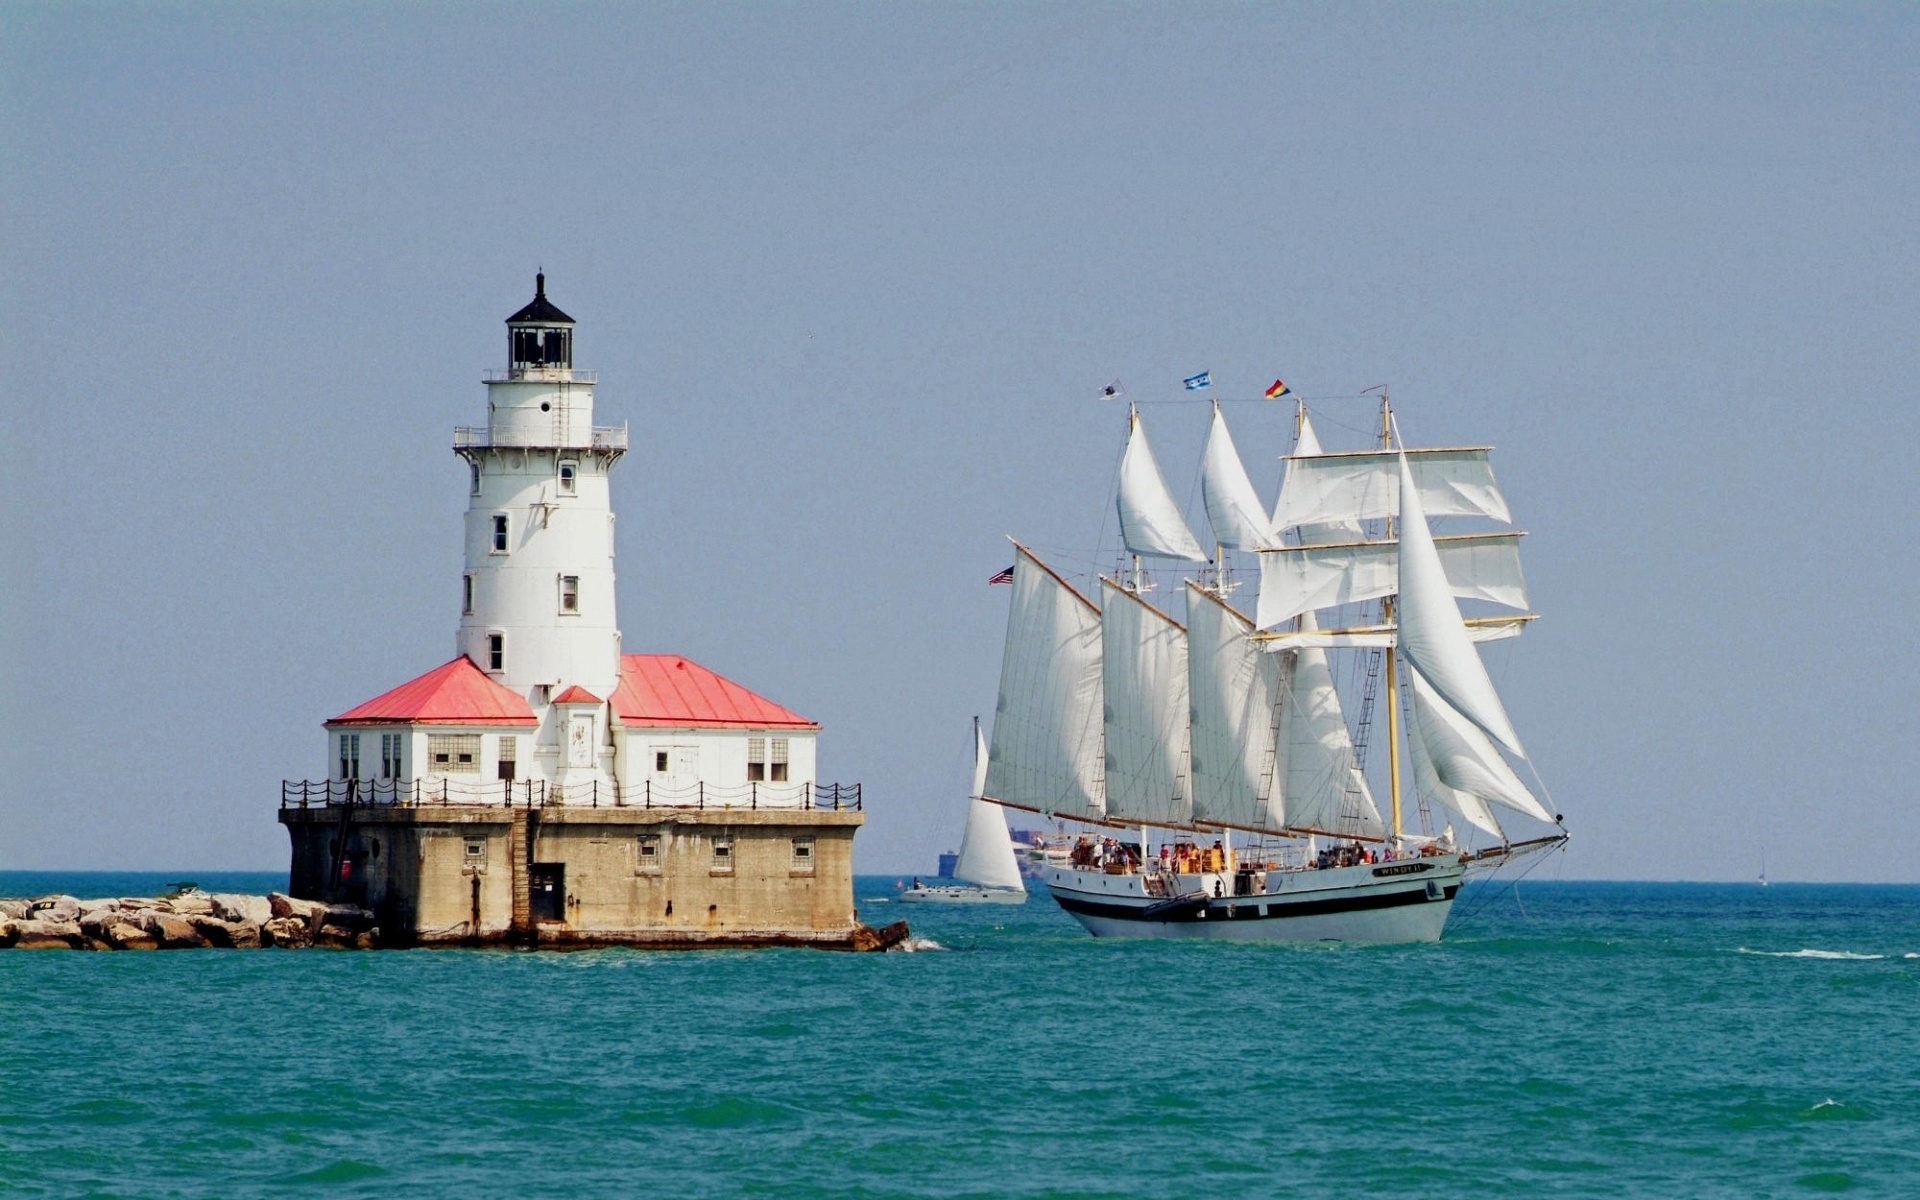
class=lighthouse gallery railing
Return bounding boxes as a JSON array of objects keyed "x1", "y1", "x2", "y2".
[{"x1": 280, "y1": 778, "x2": 861, "y2": 812}]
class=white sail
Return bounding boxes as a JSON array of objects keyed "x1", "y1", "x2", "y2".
[
  {"x1": 983, "y1": 547, "x2": 1107, "y2": 820},
  {"x1": 1394, "y1": 455, "x2": 1526, "y2": 756},
  {"x1": 1277, "y1": 611, "x2": 1386, "y2": 838},
  {"x1": 954, "y1": 719, "x2": 1026, "y2": 892},
  {"x1": 1185, "y1": 584, "x2": 1285, "y2": 831},
  {"x1": 1117, "y1": 408, "x2": 1208, "y2": 562},
  {"x1": 1255, "y1": 532, "x2": 1529, "y2": 630},
  {"x1": 1402, "y1": 681, "x2": 1504, "y2": 839},
  {"x1": 1257, "y1": 615, "x2": 1531, "y2": 651},
  {"x1": 1289, "y1": 410, "x2": 1365, "y2": 545},
  {"x1": 1100, "y1": 580, "x2": 1192, "y2": 825},
  {"x1": 1273, "y1": 447, "x2": 1511, "y2": 535},
  {"x1": 1200, "y1": 404, "x2": 1272, "y2": 551},
  {"x1": 1405, "y1": 663, "x2": 1553, "y2": 825}
]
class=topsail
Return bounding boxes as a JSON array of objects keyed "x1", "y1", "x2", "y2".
[
  {"x1": 1117, "y1": 408, "x2": 1208, "y2": 562},
  {"x1": 1200, "y1": 405, "x2": 1272, "y2": 551}
]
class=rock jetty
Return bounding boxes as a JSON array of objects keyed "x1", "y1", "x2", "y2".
[{"x1": 0, "y1": 891, "x2": 377, "y2": 951}]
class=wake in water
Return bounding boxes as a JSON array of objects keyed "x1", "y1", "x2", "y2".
[
  {"x1": 891, "y1": 936, "x2": 945, "y2": 952},
  {"x1": 1735, "y1": 947, "x2": 1887, "y2": 960}
]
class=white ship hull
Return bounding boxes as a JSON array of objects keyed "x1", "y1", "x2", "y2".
[
  {"x1": 1043, "y1": 858, "x2": 1464, "y2": 944},
  {"x1": 897, "y1": 885, "x2": 1027, "y2": 905}
]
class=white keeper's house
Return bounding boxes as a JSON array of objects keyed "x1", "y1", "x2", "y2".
[{"x1": 280, "y1": 276, "x2": 877, "y2": 949}]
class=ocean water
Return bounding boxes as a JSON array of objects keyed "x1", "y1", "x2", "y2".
[{"x1": 3, "y1": 875, "x2": 1918, "y2": 1198}]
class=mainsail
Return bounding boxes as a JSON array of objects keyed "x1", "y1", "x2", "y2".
[
  {"x1": 983, "y1": 547, "x2": 1106, "y2": 820},
  {"x1": 1117, "y1": 407, "x2": 1208, "y2": 562},
  {"x1": 1184, "y1": 584, "x2": 1285, "y2": 831},
  {"x1": 1276, "y1": 610, "x2": 1386, "y2": 838},
  {"x1": 1393, "y1": 455, "x2": 1527, "y2": 756},
  {"x1": 1199, "y1": 404, "x2": 1271, "y2": 551},
  {"x1": 954, "y1": 718, "x2": 1026, "y2": 892},
  {"x1": 1100, "y1": 581, "x2": 1193, "y2": 826}
]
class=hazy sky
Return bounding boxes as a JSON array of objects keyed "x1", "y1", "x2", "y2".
[{"x1": 3, "y1": 3, "x2": 1916, "y2": 881}]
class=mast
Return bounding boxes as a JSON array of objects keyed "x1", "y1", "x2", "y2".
[{"x1": 1378, "y1": 392, "x2": 1404, "y2": 840}]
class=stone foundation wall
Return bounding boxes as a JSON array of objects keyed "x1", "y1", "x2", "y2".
[{"x1": 279, "y1": 805, "x2": 864, "y2": 947}]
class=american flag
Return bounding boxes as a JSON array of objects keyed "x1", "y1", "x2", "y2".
[{"x1": 987, "y1": 565, "x2": 1016, "y2": 586}]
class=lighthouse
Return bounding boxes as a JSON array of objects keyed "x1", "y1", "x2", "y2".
[
  {"x1": 456, "y1": 274, "x2": 624, "y2": 781},
  {"x1": 277, "y1": 275, "x2": 887, "y2": 950}
]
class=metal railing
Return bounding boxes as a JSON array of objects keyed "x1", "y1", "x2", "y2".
[
  {"x1": 482, "y1": 368, "x2": 599, "y2": 383},
  {"x1": 280, "y1": 778, "x2": 862, "y2": 812},
  {"x1": 452, "y1": 423, "x2": 628, "y2": 451}
]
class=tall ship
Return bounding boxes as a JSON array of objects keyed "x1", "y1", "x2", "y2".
[{"x1": 982, "y1": 388, "x2": 1566, "y2": 942}]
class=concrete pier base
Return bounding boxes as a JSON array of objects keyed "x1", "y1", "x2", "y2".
[{"x1": 279, "y1": 803, "x2": 888, "y2": 949}]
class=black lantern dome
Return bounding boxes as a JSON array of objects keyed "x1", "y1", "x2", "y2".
[{"x1": 506, "y1": 272, "x2": 574, "y2": 371}]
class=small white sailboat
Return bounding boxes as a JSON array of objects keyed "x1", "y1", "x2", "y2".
[
  {"x1": 900, "y1": 720, "x2": 1028, "y2": 905},
  {"x1": 981, "y1": 394, "x2": 1567, "y2": 942}
]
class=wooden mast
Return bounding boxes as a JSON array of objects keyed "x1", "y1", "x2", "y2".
[{"x1": 1379, "y1": 393, "x2": 1404, "y2": 840}]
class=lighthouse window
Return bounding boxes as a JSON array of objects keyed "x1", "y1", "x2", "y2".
[
  {"x1": 711, "y1": 836, "x2": 734, "y2": 874},
  {"x1": 747, "y1": 737, "x2": 766, "y2": 782},
  {"x1": 488, "y1": 633, "x2": 504, "y2": 671},
  {"x1": 429, "y1": 734, "x2": 481, "y2": 774},
  {"x1": 771, "y1": 738, "x2": 790, "y2": 783},
  {"x1": 463, "y1": 574, "x2": 474, "y2": 615},
  {"x1": 497, "y1": 736, "x2": 517, "y2": 782},
  {"x1": 791, "y1": 837, "x2": 814, "y2": 870},
  {"x1": 558, "y1": 460, "x2": 577, "y2": 495},
  {"x1": 338, "y1": 733, "x2": 361, "y2": 780},
  {"x1": 380, "y1": 733, "x2": 403, "y2": 779},
  {"x1": 636, "y1": 834, "x2": 661, "y2": 874},
  {"x1": 469, "y1": 462, "x2": 481, "y2": 496},
  {"x1": 559, "y1": 575, "x2": 579, "y2": 613},
  {"x1": 491, "y1": 515, "x2": 509, "y2": 553},
  {"x1": 654, "y1": 751, "x2": 669, "y2": 772}
]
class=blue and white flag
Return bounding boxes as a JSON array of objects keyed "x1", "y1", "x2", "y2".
[{"x1": 1183, "y1": 371, "x2": 1212, "y2": 391}]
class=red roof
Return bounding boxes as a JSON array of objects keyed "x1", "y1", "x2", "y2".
[
  {"x1": 612, "y1": 654, "x2": 817, "y2": 729},
  {"x1": 329, "y1": 656, "x2": 539, "y2": 727},
  {"x1": 551, "y1": 685, "x2": 601, "y2": 705}
]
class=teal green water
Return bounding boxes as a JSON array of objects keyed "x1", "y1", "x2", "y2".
[{"x1": 3, "y1": 875, "x2": 1918, "y2": 1197}]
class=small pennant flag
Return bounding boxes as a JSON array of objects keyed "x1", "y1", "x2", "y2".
[
  {"x1": 987, "y1": 565, "x2": 1016, "y2": 585},
  {"x1": 1265, "y1": 379, "x2": 1292, "y2": 400},
  {"x1": 1183, "y1": 371, "x2": 1212, "y2": 391}
]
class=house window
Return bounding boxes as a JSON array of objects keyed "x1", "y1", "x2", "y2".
[
  {"x1": 746, "y1": 737, "x2": 789, "y2": 783},
  {"x1": 429, "y1": 734, "x2": 481, "y2": 773},
  {"x1": 338, "y1": 733, "x2": 361, "y2": 780},
  {"x1": 559, "y1": 575, "x2": 579, "y2": 613},
  {"x1": 462, "y1": 574, "x2": 474, "y2": 615},
  {"x1": 492, "y1": 514, "x2": 509, "y2": 553},
  {"x1": 558, "y1": 460, "x2": 577, "y2": 495},
  {"x1": 636, "y1": 834, "x2": 660, "y2": 874},
  {"x1": 497, "y1": 736, "x2": 517, "y2": 781},
  {"x1": 655, "y1": 750, "x2": 669, "y2": 772},
  {"x1": 791, "y1": 837, "x2": 814, "y2": 872},
  {"x1": 380, "y1": 733, "x2": 403, "y2": 779},
  {"x1": 470, "y1": 462, "x2": 482, "y2": 496},
  {"x1": 488, "y1": 633, "x2": 504, "y2": 672},
  {"x1": 711, "y1": 836, "x2": 734, "y2": 874}
]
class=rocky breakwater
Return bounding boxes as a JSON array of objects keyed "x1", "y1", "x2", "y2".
[{"x1": 0, "y1": 892, "x2": 379, "y2": 951}]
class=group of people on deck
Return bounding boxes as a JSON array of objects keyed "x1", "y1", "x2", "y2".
[{"x1": 1067, "y1": 836, "x2": 1141, "y2": 871}]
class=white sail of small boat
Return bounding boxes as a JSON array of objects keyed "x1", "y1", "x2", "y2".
[
  {"x1": 1117, "y1": 406, "x2": 1208, "y2": 562},
  {"x1": 903, "y1": 719, "x2": 1027, "y2": 904}
]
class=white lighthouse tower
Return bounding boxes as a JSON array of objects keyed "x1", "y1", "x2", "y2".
[{"x1": 455, "y1": 273, "x2": 627, "y2": 776}]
